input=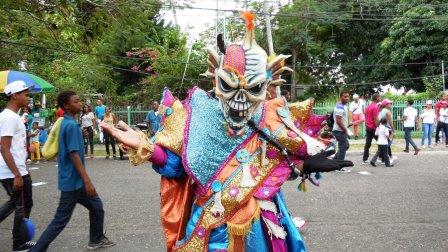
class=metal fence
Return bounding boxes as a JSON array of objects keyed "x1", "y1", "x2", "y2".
[{"x1": 113, "y1": 100, "x2": 429, "y2": 138}]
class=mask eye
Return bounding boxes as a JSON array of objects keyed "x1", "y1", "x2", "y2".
[
  {"x1": 219, "y1": 77, "x2": 233, "y2": 92},
  {"x1": 249, "y1": 83, "x2": 263, "y2": 94}
]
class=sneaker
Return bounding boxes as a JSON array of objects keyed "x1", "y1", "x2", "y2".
[
  {"x1": 414, "y1": 149, "x2": 420, "y2": 155},
  {"x1": 336, "y1": 168, "x2": 351, "y2": 173},
  {"x1": 13, "y1": 241, "x2": 36, "y2": 251},
  {"x1": 370, "y1": 161, "x2": 376, "y2": 167},
  {"x1": 420, "y1": 146, "x2": 426, "y2": 149},
  {"x1": 429, "y1": 145, "x2": 434, "y2": 149},
  {"x1": 293, "y1": 216, "x2": 307, "y2": 230},
  {"x1": 35, "y1": 161, "x2": 40, "y2": 165},
  {"x1": 362, "y1": 161, "x2": 369, "y2": 165},
  {"x1": 87, "y1": 236, "x2": 116, "y2": 250},
  {"x1": 26, "y1": 159, "x2": 32, "y2": 164},
  {"x1": 403, "y1": 149, "x2": 409, "y2": 153}
]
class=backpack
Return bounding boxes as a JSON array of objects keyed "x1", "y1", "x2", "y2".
[
  {"x1": 326, "y1": 111, "x2": 335, "y2": 129},
  {"x1": 42, "y1": 117, "x2": 63, "y2": 160}
]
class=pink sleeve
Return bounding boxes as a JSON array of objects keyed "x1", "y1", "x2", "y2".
[{"x1": 149, "y1": 144, "x2": 167, "y2": 166}]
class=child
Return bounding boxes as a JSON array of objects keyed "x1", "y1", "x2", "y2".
[
  {"x1": 30, "y1": 91, "x2": 115, "y2": 251},
  {"x1": 370, "y1": 118, "x2": 393, "y2": 167},
  {"x1": 29, "y1": 121, "x2": 41, "y2": 164}
]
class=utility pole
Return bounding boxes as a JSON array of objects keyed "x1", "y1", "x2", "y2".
[{"x1": 442, "y1": 60, "x2": 446, "y2": 90}]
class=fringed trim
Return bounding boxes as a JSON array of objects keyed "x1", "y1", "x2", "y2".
[
  {"x1": 257, "y1": 200, "x2": 278, "y2": 213},
  {"x1": 227, "y1": 204, "x2": 261, "y2": 236}
]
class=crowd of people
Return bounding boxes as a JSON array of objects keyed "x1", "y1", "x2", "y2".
[{"x1": 331, "y1": 90, "x2": 448, "y2": 170}]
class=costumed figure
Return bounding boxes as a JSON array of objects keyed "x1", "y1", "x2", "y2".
[{"x1": 102, "y1": 12, "x2": 353, "y2": 252}]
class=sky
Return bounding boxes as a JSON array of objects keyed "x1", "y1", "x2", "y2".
[{"x1": 160, "y1": 0, "x2": 290, "y2": 43}]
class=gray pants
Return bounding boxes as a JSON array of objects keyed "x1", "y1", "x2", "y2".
[
  {"x1": 404, "y1": 127, "x2": 418, "y2": 151},
  {"x1": 333, "y1": 130, "x2": 350, "y2": 160}
]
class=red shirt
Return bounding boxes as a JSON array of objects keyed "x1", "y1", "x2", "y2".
[
  {"x1": 435, "y1": 100, "x2": 444, "y2": 118},
  {"x1": 365, "y1": 102, "x2": 380, "y2": 129},
  {"x1": 56, "y1": 108, "x2": 64, "y2": 118}
]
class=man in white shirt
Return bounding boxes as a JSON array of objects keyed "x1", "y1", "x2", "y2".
[
  {"x1": 349, "y1": 94, "x2": 365, "y2": 140},
  {"x1": 333, "y1": 91, "x2": 351, "y2": 172},
  {"x1": 0, "y1": 81, "x2": 35, "y2": 251},
  {"x1": 400, "y1": 99, "x2": 419, "y2": 155}
]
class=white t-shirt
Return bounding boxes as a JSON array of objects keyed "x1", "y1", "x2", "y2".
[
  {"x1": 403, "y1": 107, "x2": 418, "y2": 128},
  {"x1": 81, "y1": 112, "x2": 95, "y2": 128},
  {"x1": 0, "y1": 109, "x2": 28, "y2": 179},
  {"x1": 375, "y1": 124, "x2": 390, "y2": 145},
  {"x1": 349, "y1": 100, "x2": 364, "y2": 115},
  {"x1": 439, "y1": 108, "x2": 448, "y2": 123},
  {"x1": 419, "y1": 109, "x2": 436, "y2": 124}
]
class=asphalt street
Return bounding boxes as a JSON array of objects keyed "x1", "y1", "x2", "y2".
[{"x1": 1, "y1": 151, "x2": 447, "y2": 252}]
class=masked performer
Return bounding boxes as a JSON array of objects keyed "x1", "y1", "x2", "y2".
[{"x1": 102, "y1": 12, "x2": 353, "y2": 252}]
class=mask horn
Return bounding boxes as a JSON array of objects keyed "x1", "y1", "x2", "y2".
[{"x1": 217, "y1": 34, "x2": 226, "y2": 54}]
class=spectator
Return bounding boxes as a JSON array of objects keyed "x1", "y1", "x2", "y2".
[
  {"x1": 379, "y1": 99, "x2": 395, "y2": 161},
  {"x1": 29, "y1": 121, "x2": 41, "y2": 165},
  {"x1": 0, "y1": 81, "x2": 35, "y2": 251},
  {"x1": 362, "y1": 93, "x2": 381, "y2": 164},
  {"x1": 56, "y1": 104, "x2": 64, "y2": 118},
  {"x1": 435, "y1": 91, "x2": 448, "y2": 145},
  {"x1": 145, "y1": 101, "x2": 161, "y2": 137},
  {"x1": 30, "y1": 91, "x2": 115, "y2": 251},
  {"x1": 437, "y1": 101, "x2": 448, "y2": 147},
  {"x1": 332, "y1": 91, "x2": 350, "y2": 172},
  {"x1": 349, "y1": 94, "x2": 365, "y2": 140},
  {"x1": 370, "y1": 118, "x2": 393, "y2": 167},
  {"x1": 81, "y1": 105, "x2": 95, "y2": 159},
  {"x1": 94, "y1": 98, "x2": 106, "y2": 144},
  {"x1": 400, "y1": 99, "x2": 420, "y2": 155},
  {"x1": 102, "y1": 107, "x2": 123, "y2": 160},
  {"x1": 419, "y1": 100, "x2": 437, "y2": 148}
]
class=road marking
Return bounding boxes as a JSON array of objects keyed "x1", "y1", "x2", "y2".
[
  {"x1": 29, "y1": 167, "x2": 39, "y2": 170},
  {"x1": 32, "y1": 182, "x2": 47, "y2": 187},
  {"x1": 358, "y1": 171, "x2": 371, "y2": 175}
]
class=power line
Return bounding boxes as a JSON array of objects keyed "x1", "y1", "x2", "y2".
[{"x1": 2, "y1": 39, "x2": 443, "y2": 69}]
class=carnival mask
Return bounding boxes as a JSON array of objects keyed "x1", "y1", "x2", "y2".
[{"x1": 203, "y1": 12, "x2": 292, "y2": 134}]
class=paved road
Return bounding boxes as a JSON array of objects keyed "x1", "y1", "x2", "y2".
[{"x1": 1, "y1": 151, "x2": 447, "y2": 252}]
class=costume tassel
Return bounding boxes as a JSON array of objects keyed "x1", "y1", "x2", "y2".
[
  {"x1": 315, "y1": 172, "x2": 322, "y2": 180},
  {"x1": 241, "y1": 164, "x2": 257, "y2": 188},
  {"x1": 261, "y1": 140, "x2": 268, "y2": 166},
  {"x1": 298, "y1": 180, "x2": 307, "y2": 192},
  {"x1": 211, "y1": 191, "x2": 225, "y2": 218}
]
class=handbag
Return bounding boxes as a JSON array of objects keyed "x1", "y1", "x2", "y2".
[{"x1": 19, "y1": 191, "x2": 35, "y2": 242}]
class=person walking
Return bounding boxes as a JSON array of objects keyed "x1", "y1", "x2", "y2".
[
  {"x1": 144, "y1": 101, "x2": 161, "y2": 137},
  {"x1": 30, "y1": 91, "x2": 115, "y2": 251},
  {"x1": 369, "y1": 118, "x2": 393, "y2": 167},
  {"x1": 332, "y1": 91, "x2": 351, "y2": 172},
  {"x1": 349, "y1": 94, "x2": 365, "y2": 140},
  {"x1": 435, "y1": 91, "x2": 448, "y2": 145},
  {"x1": 94, "y1": 98, "x2": 106, "y2": 144},
  {"x1": 379, "y1": 99, "x2": 395, "y2": 161},
  {"x1": 362, "y1": 93, "x2": 381, "y2": 164},
  {"x1": 0, "y1": 81, "x2": 35, "y2": 251},
  {"x1": 400, "y1": 99, "x2": 420, "y2": 155},
  {"x1": 437, "y1": 101, "x2": 448, "y2": 146},
  {"x1": 81, "y1": 105, "x2": 95, "y2": 159},
  {"x1": 102, "y1": 107, "x2": 123, "y2": 160},
  {"x1": 420, "y1": 100, "x2": 437, "y2": 148}
]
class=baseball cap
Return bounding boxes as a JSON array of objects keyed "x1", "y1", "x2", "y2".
[
  {"x1": 4, "y1": 81, "x2": 29, "y2": 96},
  {"x1": 353, "y1": 94, "x2": 359, "y2": 99},
  {"x1": 381, "y1": 99, "x2": 393, "y2": 107},
  {"x1": 426, "y1": 100, "x2": 433, "y2": 105}
]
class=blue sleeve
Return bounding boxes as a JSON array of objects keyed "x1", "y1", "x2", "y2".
[
  {"x1": 64, "y1": 123, "x2": 82, "y2": 153},
  {"x1": 152, "y1": 149, "x2": 185, "y2": 178}
]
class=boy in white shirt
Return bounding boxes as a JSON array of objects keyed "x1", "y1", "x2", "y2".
[
  {"x1": 370, "y1": 118, "x2": 393, "y2": 167},
  {"x1": 400, "y1": 99, "x2": 420, "y2": 154},
  {"x1": 0, "y1": 81, "x2": 35, "y2": 251}
]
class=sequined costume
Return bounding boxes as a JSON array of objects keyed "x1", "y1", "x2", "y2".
[{"x1": 118, "y1": 12, "x2": 342, "y2": 252}]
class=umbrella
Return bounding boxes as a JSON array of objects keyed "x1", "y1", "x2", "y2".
[{"x1": 0, "y1": 70, "x2": 55, "y2": 93}]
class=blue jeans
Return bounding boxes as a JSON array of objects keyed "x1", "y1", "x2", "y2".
[
  {"x1": 332, "y1": 130, "x2": 349, "y2": 160},
  {"x1": 421, "y1": 123, "x2": 434, "y2": 146},
  {"x1": 30, "y1": 188, "x2": 105, "y2": 251}
]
